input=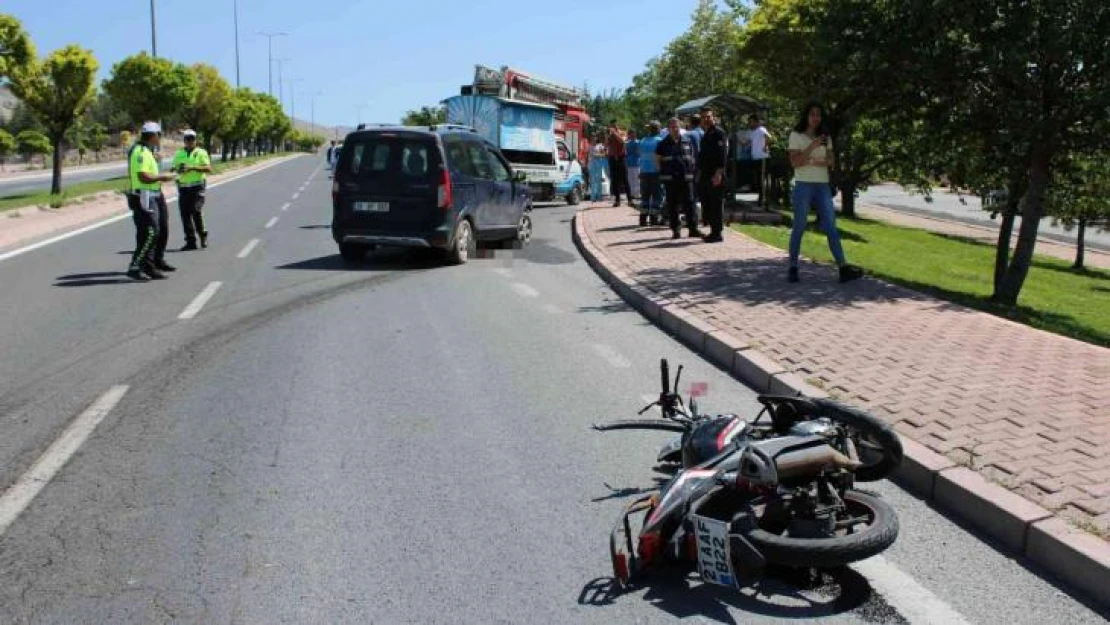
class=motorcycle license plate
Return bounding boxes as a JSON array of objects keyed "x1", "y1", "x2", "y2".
[{"x1": 694, "y1": 515, "x2": 737, "y2": 588}]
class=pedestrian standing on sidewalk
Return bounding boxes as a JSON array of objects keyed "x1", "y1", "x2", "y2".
[
  {"x1": 638, "y1": 121, "x2": 663, "y2": 217},
  {"x1": 696, "y1": 106, "x2": 728, "y2": 243},
  {"x1": 125, "y1": 121, "x2": 177, "y2": 281},
  {"x1": 606, "y1": 121, "x2": 633, "y2": 207},
  {"x1": 748, "y1": 115, "x2": 773, "y2": 205},
  {"x1": 588, "y1": 135, "x2": 608, "y2": 201},
  {"x1": 657, "y1": 117, "x2": 703, "y2": 240},
  {"x1": 625, "y1": 129, "x2": 641, "y2": 201},
  {"x1": 172, "y1": 129, "x2": 212, "y2": 250},
  {"x1": 787, "y1": 101, "x2": 863, "y2": 284}
]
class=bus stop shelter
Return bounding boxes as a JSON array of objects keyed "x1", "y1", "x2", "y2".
[{"x1": 675, "y1": 94, "x2": 775, "y2": 211}]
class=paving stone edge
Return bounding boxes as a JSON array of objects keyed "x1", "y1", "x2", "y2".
[{"x1": 571, "y1": 209, "x2": 1110, "y2": 608}]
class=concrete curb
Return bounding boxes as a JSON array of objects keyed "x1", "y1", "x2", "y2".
[{"x1": 571, "y1": 208, "x2": 1110, "y2": 609}]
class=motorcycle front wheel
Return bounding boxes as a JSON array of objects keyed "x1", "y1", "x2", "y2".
[{"x1": 745, "y1": 490, "x2": 898, "y2": 569}]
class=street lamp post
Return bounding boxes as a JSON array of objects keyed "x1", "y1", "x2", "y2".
[
  {"x1": 288, "y1": 78, "x2": 305, "y2": 126},
  {"x1": 274, "y1": 58, "x2": 291, "y2": 110},
  {"x1": 233, "y1": 0, "x2": 241, "y2": 87},
  {"x1": 149, "y1": 0, "x2": 158, "y2": 56},
  {"x1": 256, "y1": 32, "x2": 287, "y2": 97}
]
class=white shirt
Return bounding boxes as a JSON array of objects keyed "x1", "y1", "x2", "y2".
[{"x1": 750, "y1": 126, "x2": 770, "y2": 159}]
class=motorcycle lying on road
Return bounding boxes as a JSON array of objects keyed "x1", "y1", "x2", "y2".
[{"x1": 593, "y1": 359, "x2": 903, "y2": 590}]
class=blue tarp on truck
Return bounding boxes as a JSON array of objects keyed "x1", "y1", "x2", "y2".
[{"x1": 443, "y1": 95, "x2": 556, "y2": 155}]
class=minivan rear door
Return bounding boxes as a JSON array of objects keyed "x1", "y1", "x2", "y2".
[{"x1": 336, "y1": 133, "x2": 442, "y2": 232}]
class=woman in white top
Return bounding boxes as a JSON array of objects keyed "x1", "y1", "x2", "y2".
[{"x1": 786, "y1": 101, "x2": 862, "y2": 284}]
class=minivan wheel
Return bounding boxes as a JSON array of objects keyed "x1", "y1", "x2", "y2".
[
  {"x1": 447, "y1": 219, "x2": 475, "y2": 265},
  {"x1": 566, "y1": 184, "x2": 582, "y2": 205},
  {"x1": 339, "y1": 243, "x2": 369, "y2": 263}
]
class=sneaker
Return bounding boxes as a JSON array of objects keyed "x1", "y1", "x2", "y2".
[
  {"x1": 155, "y1": 261, "x2": 176, "y2": 272},
  {"x1": 127, "y1": 269, "x2": 150, "y2": 282},
  {"x1": 839, "y1": 264, "x2": 864, "y2": 283},
  {"x1": 143, "y1": 267, "x2": 167, "y2": 280},
  {"x1": 788, "y1": 267, "x2": 800, "y2": 283},
  {"x1": 702, "y1": 233, "x2": 724, "y2": 243},
  {"x1": 181, "y1": 243, "x2": 198, "y2": 251}
]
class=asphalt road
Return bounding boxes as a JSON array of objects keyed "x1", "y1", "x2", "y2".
[
  {"x1": 857, "y1": 183, "x2": 1110, "y2": 251},
  {"x1": 0, "y1": 155, "x2": 1105, "y2": 624}
]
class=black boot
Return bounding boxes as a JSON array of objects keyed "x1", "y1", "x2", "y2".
[
  {"x1": 788, "y1": 267, "x2": 800, "y2": 283},
  {"x1": 155, "y1": 260, "x2": 176, "y2": 272},
  {"x1": 839, "y1": 264, "x2": 864, "y2": 283}
]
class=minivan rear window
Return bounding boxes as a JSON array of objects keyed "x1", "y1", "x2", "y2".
[{"x1": 342, "y1": 136, "x2": 440, "y2": 182}]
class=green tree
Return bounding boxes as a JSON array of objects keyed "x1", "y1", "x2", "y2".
[
  {"x1": 184, "y1": 63, "x2": 232, "y2": 153},
  {"x1": 2, "y1": 101, "x2": 46, "y2": 135},
  {"x1": 401, "y1": 105, "x2": 446, "y2": 126},
  {"x1": 860, "y1": 0, "x2": 1110, "y2": 304},
  {"x1": 84, "y1": 91, "x2": 131, "y2": 135},
  {"x1": 65, "y1": 120, "x2": 88, "y2": 165},
  {"x1": 10, "y1": 44, "x2": 99, "y2": 194},
  {"x1": 217, "y1": 88, "x2": 264, "y2": 160},
  {"x1": 1046, "y1": 153, "x2": 1110, "y2": 270},
  {"x1": 0, "y1": 13, "x2": 34, "y2": 81},
  {"x1": 16, "y1": 129, "x2": 50, "y2": 167},
  {"x1": 0, "y1": 127, "x2": 14, "y2": 170},
  {"x1": 103, "y1": 52, "x2": 198, "y2": 126},
  {"x1": 86, "y1": 122, "x2": 107, "y2": 162}
]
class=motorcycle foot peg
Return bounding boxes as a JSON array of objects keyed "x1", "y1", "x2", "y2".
[{"x1": 729, "y1": 534, "x2": 767, "y2": 581}]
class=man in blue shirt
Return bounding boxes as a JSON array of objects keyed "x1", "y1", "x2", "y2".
[
  {"x1": 637, "y1": 121, "x2": 663, "y2": 221},
  {"x1": 626, "y1": 129, "x2": 642, "y2": 201}
]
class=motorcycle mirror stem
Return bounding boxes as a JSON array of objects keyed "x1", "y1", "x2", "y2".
[{"x1": 661, "y1": 358, "x2": 670, "y2": 395}]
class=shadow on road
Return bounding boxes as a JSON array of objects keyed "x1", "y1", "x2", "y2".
[
  {"x1": 276, "y1": 249, "x2": 442, "y2": 272},
  {"x1": 299, "y1": 224, "x2": 330, "y2": 230},
  {"x1": 577, "y1": 565, "x2": 895, "y2": 624},
  {"x1": 54, "y1": 271, "x2": 138, "y2": 287}
]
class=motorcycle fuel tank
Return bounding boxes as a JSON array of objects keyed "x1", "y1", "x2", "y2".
[{"x1": 681, "y1": 416, "x2": 747, "y2": 467}]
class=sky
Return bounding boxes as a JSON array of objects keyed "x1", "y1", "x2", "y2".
[{"x1": 5, "y1": 0, "x2": 704, "y2": 131}]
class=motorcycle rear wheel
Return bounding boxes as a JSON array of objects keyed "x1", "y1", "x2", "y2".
[
  {"x1": 813, "y1": 398, "x2": 903, "y2": 482},
  {"x1": 745, "y1": 490, "x2": 898, "y2": 569}
]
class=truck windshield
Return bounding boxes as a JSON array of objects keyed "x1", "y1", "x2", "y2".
[{"x1": 500, "y1": 149, "x2": 555, "y2": 167}]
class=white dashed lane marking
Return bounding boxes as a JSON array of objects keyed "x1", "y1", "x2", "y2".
[
  {"x1": 178, "y1": 281, "x2": 223, "y2": 320},
  {"x1": 265, "y1": 217, "x2": 279, "y2": 229},
  {"x1": 237, "y1": 239, "x2": 260, "y2": 259}
]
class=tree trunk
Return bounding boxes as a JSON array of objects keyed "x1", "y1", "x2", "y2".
[
  {"x1": 993, "y1": 209, "x2": 1016, "y2": 295},
  {"x1": 50, "y1": 135, "x2": 64, "y2": 196},
  {"x1": 994, "y1": 148, "x2": 1051, "y2": 305},
  {"x1": 841, "y1": 178, "x2": 857, "y2": 217},
  {"x1": 1073, "y1": 217, "x2": 1087, "y2": 270}
]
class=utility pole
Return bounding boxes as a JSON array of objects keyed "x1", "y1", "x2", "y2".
[
  {"x1": 149, "y1": 0, "x2": 158, "y2": 56},
  {"x1": 233, "y1": 0, "x2": 241, "y2": 87},
  {"x1": 288, "y1": 78, "x2": 304, "y2": 126},
  {"x1": 256, "y1": 32, "x2": 287, "y2": 97},
  {"x1": 274, "y1": 58, "x2": 290, "y2": 110}
]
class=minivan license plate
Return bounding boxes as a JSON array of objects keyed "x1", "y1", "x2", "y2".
[{"x1": 354, "y1": 201, "x2": 389, "y2": 212}]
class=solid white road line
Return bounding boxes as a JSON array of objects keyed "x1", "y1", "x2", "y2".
[
  {"x1": 0, "y1": 385, "x2": 129, "y2": 536},
  {"x1": 853, "y1": 556, "x2": 972, "y2": 625},
  {"x1": 237, "y1": 238, "x2": 260, "y2": 259},
  {"x1": 593, "y1": 344, "x2": 632, "y2": 368},
  {"x1": 0, "y1": 155, "x2": 303, "y2": 265},
  {"x1": 178, "y1": 281, "x2": 223, "y2": 320},
  {"x1": 280, "y1": 202, "x2": 291, "y2": 211},
  {"x1": 510, "y1": 282, "x2": 539, "y2": 298},
  {"x1": 265, "y1": 217, "x2": 279, "y2": 229}
]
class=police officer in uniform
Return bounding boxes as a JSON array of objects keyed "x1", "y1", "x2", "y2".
[
  {"x1": 172, "y1": 129, "x2": 212, "y2": 250},
  {"x1": 696, "y1": 106, "x2": 728, "y2": 243},
  {"x1": 126, "y1": 122, "x2": 177, "y2": 281},
  {"x1": 655, "y1": 117, "x2": 703, "y2": 240}
]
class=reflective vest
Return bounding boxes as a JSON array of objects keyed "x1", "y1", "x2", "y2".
[
  {"x1": 172, "y1": 146, "x2": 210, "y2": 187},
  {"x1": 657, "y1": 135, "x2": 695, "y2": 182},
  {"x1": 128, "y1": 143, "x2": 161, "y2": 192}
]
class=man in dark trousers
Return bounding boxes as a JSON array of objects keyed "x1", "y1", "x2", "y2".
[
  {"x1": 656, "y1": 117, "x2": 703, "y2": 240},
  {"x1": 125, "y1": 121, "x2": 177, "y2": 281},
  {"x1": 696, "y1": 106, "x2": 728, "y2": 242},
  {"x1": 172, "y1": 129, "x2": 212, "y2": 250},
  {"x1": 605, "y1": 121, "x2": 633, "y2": 207}
]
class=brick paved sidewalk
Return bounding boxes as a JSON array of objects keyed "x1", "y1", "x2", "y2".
[{"x1": 579, "y1": 203, "x2": 1110, "y2": 538}]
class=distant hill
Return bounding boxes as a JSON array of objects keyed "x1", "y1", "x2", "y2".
[{"x1": 292, "y1": 117, "x2": 353, "y2": 140}]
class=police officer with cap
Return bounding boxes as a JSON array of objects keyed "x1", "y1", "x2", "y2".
[
  {"x1": 172, "y1": 129, "x2": 212, "y2": 250},
  {"x1": 655, "y1": 117, "x2": 703, "y2": 240},
  {"x1": 126, "y1": 121, "x2": 177, "y2": 281}
]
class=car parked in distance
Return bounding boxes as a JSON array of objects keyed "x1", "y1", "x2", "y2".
[{"x1": 331, "y1": 124, "x2": 533, "y2": 264}]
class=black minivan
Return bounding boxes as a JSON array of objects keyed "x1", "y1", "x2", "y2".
[{"x1": 331, "y1": 125, "x2": 533, "y2": 264}]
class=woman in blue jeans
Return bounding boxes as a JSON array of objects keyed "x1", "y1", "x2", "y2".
[{"x1": 786, "y1": 101, "x2": 863, "y2": 283}]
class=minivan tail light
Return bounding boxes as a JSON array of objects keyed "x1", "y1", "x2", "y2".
[{"x1": 437, "y1": 168, "x2": 452, "y2": 209}]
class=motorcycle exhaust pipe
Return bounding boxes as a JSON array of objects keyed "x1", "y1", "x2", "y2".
[{"x1": 775, "y1": 445, "x2": 862, "y2": 482}]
